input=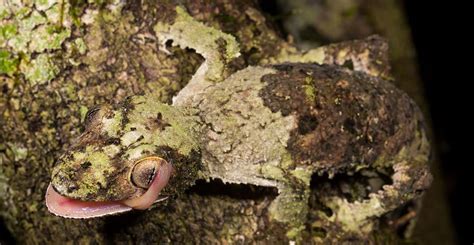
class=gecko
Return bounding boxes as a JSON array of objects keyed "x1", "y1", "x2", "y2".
[{"x1": 46, "y1": 6, "x2": 432, "y2": 239}]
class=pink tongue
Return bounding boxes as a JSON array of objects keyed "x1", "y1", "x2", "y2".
[
  {"x1": 45, "y1": 184, "x2": 132, "y2": 218},
  {"x1": 45, "y1": 161, "x2": 173, "y2": 218}
]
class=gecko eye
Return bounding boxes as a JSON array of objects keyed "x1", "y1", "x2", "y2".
[{"x1": 130, "y1": 157, "x2": 167, "y2": 189}]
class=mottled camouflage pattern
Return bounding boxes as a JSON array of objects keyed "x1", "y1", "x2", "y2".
[
  {"x1": 51, "y1": 96, "x2": 202, "y2": 201},
  {"x1": 51, "y1": 7, "x2": 431, "y2": 240},
  {"x1": 1, "y1": 1, "x2": 432, "y2": 243}
]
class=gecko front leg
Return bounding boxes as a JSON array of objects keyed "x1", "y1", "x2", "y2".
[{"x1": 153, "y1": 6, "x2": 241, "y2": 105}]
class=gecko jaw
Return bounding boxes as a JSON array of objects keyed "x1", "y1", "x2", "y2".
[{"x1": 45, "y1": 161, "x2": 173, "y2": 218}]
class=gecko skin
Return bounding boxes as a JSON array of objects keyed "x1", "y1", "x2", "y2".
[{"x1": 46, "y1": 6, "x2": 432, "y2": 239}]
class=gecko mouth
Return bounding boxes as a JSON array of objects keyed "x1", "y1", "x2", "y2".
[{"x1": 45, "y1": 160, "x2": 173, "y2": 219}]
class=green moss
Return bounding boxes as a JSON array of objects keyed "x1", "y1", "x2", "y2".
[
  {"x1": 74, "y1": 38, "x2": 87, "y2": 54},
  {"x1": 7, "y1": 33, "x2": 29, "y2": 53},
  {"x1": 0, "y1": 50, "x2": 19, "y2": 76},
  {"x1": 0, "y1": 8, "x2": 10, "y2": 19},
  {"x1": 19, "y1": 10, "x2": 47, "y2": 31},
  {"x1": 0, "y1": 2, "x2": 71, "y2": 84},
  {"x1": 79, "y1": 105, "x2": 89, "y2": 123},
  {"x1": 61, "y1": 83, "x2": 78, "y2": 100},
  {"x1": 35, "y1": 0, "x2": 58, "y2": 11},
  {"x1": 29, "y1": 25, "x2": 71, "y2": 52},
  {"x1": 44, "y1": 2, "x2": 64, "y2": 23},
  {"x1": 303, "y1": 76, "x2": 316, "y2": 103},
  {"x1": 0, "y1": 23, "x2": 17, "y2": 44},
  {"x1": 6, "y1": 142, "x2": 28, "y2": 161},
  {"x1": 68, "y1": 0, "x2": 87, "y2": 26},
  {"x1": 15, "y1": 6, "x2": 33, "y2": 19},
  {"x1": 21, "y1": 53, "x2": 59, "y2": 85}
]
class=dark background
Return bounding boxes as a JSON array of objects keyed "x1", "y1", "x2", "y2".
[
  {"x1": 405, "y1": 2, "x2": 470, "y2": 244},
  {"x1": 260, "y1": 1, "x2": 471, "y2": 242}
]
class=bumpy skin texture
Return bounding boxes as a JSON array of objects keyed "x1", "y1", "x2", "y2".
[
  {"x1": 1, "y1": 1, "x2": 431, "y2": 244},
  {"x1": 182, "y1": 63, "x2": 431, "y2": 239},
  {"x1": 51, "y1": 97, "x2": 202, "y2": 201},
  {"x1": 260, "y1": 63, "x2": 417, "y2": 173}
]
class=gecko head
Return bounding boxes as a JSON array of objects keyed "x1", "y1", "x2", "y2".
[{"x1": 46, "y1": 96, "x2": 201, "y2": 218}]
